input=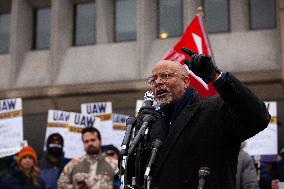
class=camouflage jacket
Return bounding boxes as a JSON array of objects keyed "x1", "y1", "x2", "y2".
[{"x1": 57, "y1": 153, "x2": 118, "y2": 189}]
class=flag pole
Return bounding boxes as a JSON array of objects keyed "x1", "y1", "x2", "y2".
[{"x1": 196, "y1": 6, "x2": 215, "y2": 63}]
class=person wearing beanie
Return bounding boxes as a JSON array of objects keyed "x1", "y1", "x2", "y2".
[
  {"x1": 39, "y1": 133, "x2": 70, "y2": 189},
  {"x1": 0, "y1": 145, "x2": 46, "y2": 189},
  {"x1": 102, "y1": 144, "x2": 120, "y2": 160}
]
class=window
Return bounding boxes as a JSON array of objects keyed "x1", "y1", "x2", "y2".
[
  {"x1": 0, "y1": 13, "x2": 10, "y2": 54},
  {"x1": 249, "y1": 0, "x2": 276, "y2": 30},
  {"x1": 158, "y1": 0, "x2": 183, "y2": 39},
  {"x1": 33, "y1": 8, "x2": 51, "y2": 49},
  {"x1": 115, "y1": 0, "x2": 137, "y2": 42},
  {"x1": 74, "y1": 2, "x2": 96, "y2": 46},
  {"x1": 204, "y1": 0, "x2": 230, "y2": 33}
]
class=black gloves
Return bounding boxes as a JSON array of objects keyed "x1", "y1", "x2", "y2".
[{"x1": 181, "y1": 47, "x2": 221, "y2": 83}]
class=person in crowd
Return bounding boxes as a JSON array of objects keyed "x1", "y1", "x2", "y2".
[
  {"x1": 135, "y1": 48, "x2": 271, "y2": 189},
  {"x1": 0, "y1": 146, "x2": 45, "y2": 189},
  {"x1": 258, "y1": 162, "x2": 274, "y2": 189},
  {"x1": 262, "y1": 148, "x2": 284, "y2": 189},
  {"x1": 57, "y1": 126, "x2": 118, "y2": 189},
  {"x1": 102, "y1": 145, "x2": 120, "y2": 160},
  {"x1": 39, "y1": 133, "x2": 70, "y2": 189},
  {"x1": 0, "y1": 154, "x2": 16, "y2": 182},
  {"x1": 236, "y1": 142, "x2": 259, "y2": 189}
]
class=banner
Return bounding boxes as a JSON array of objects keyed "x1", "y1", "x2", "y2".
[
  {"x1": 65, "y1": 112, "x2": 101, "y2": 159},
  {"x1": 0, "y1": 98, "x2": 24, "y2": 157},
  {"x1": 44, "y1": 110, "x2": 70, "y2": 151},
  {"x1": 164, "y1": 15, "x2": 218, "y2": 98},
  {"x1": 112, "y1": 113, "x2": 128, "y2": 149},
  {"x1": 243, "y1": 102, "x2": 277, "y2": 156},
  {"x1": 81, "y1": 102, "x2": 114, "y2": 146}
]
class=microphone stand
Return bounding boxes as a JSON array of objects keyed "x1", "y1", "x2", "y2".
[
  {"x1": 143, "y1": 139, "x2": 163, "y2": 189},
  {"x1": 119, "y1": 117, "x2": 136, "y2": 189},
  {"x1": 125, "y1": 91, "x2": 156, "y2": 189}
]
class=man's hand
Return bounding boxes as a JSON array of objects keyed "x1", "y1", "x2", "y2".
[
  {"x1": 181, "y1": 47, "x2": 221, "y2": 83},
  {"x1": 76, "y1": 181, "x2": 89, "y2": 189},
  {"x1": 74, "y1": 173, "x2": 90, "y2": 189}
]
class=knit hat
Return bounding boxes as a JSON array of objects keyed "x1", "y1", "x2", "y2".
[{"x1": 17, "y1": 146, "x2": 37, "y2": 165}]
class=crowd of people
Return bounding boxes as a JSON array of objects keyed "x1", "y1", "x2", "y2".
[
  {"x1": 0, "y1": 131, "x2": 283, "y2": 189},
  {"x1": 0, "y1": 128, "x2": 120, "y2": 189},
  {"x1": 0, "y1": 48, "x2": 282, "y2": 189}
]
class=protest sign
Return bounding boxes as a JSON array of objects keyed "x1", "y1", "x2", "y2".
[
  {"x1": 112, "y1": 113, "x2": 128, "y2": 149},
  {"x1": 0, "y1": 98, "x2": 24, "y2": 157},
  {"x1": 81, "y1": 102, "x2": 114, "y2": 146},
  {"x1": 244, "y1": 102, "x2": 277, "y2": 156},
  {"x1": 44, "y1": 110, "x2": 70, "y2": 151},
  {"x1": 65, "y1": 112, "x2": 100, "y2": 159}
]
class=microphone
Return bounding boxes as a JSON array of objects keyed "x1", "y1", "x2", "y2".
[
  {"x1": 127, "y1": 115, "x2": 154, "y2": 155},
  {"x1": 119, "y1": 117, "x2": 136, "y2": 188},
  {"x1": 143, "y1": 91, "x2": 154, "y2": 107},
  {"x1": 127, "y1": 91, "x2": 156, "y2": 155},
  {"x1": 197, "y1": 167, "x2": 210, "y2": 189},
  {"x1": 144, "y1": 139, "x2": 163, "y2": 177},
  {"x1": 121, "y1": 117, "x2": 136, "y2": 155}
]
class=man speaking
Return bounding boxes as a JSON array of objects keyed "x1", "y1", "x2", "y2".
[{"x1": 136, "y1": 48, "x2": 271, "y2": 189}]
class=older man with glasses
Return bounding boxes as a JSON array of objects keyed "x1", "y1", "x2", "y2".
[{"x1": 136, "y1": 48, "x2": 271, "y2": 189}]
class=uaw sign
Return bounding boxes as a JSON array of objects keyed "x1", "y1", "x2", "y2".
[
  {"x1": 0, "y1": 98, "x2": 24, "y2": 157},
  {"x1": 81, "y1": 102, "x2": 114, "y2": 146},
  {"x1": 244, "y1": 102, "x2": 278, "y2": 156},
  {"x1": 65, "y1": 112, "x2": 101, "y2": 159},
  {"x1": 44, "y1": 110, "x2": 71, "y2": 151},
  {"x1": 112, "y1": 113, "x2": 128, "y2": 149}
]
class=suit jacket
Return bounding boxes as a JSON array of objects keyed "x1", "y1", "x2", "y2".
[{"x1": 148, "y1": 73, "x2": 270, "y2": 189}]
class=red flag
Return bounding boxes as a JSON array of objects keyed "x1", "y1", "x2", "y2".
[{"x1": 164, "y1": 15, "x2": 218, "y2": 98}]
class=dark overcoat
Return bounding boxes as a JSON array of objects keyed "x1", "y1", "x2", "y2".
[{"x1": 149, "y1": 73, "x2": 270, "y2": 189}]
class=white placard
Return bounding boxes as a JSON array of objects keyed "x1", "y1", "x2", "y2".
[
  {"x1": 244, "y1": 101, "x2": 277, "y2": 156},
  {"x1": 81, "y1": 102, "x2": 114, "y2": 146},
  {"x1": 0, "y1": 98, "x2": 23, "y2": 154},
  {"x1": 279, "y1": 182, "x2": 284, "y2": 189},
  {"x1": 0, "y1": 140, "x2": 27, "y2": 158},
  {"x1": 44, "y1": 110, "x2": 70, "y2": 151},
  {"x1": 112, "y1": 113, "x2": 128, "y2": 149},
  {"x1": 135, "y1": 100, "x2": 144, "y2": 115},
  {"x1": 64, "y1": 112, "x2": 101, "y2": 159}
]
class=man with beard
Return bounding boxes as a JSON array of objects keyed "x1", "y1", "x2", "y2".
[
  {"x1": 57, "y1": 127, "x2": 118, "y2": 189},
  {"x1": 40, "y1": 133, "x2": 70, "y2": 189},
  {"x1": 136, "y1": 48, "x2": 271, "y2": 189}
]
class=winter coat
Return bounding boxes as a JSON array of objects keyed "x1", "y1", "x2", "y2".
[
  {"x1": 0, "y1": 168, "x2": 45, "y2": 189},
  {"x1": 147, "y1": 73, "x2": 270, "y2": 189},
  {"x1": 236, "y1": 150, "x2": 259, "y2": 189},
  {"x1": 39, "y1": 152, "x2": 70, "y2": 189}
]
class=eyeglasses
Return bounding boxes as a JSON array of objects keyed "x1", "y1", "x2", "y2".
[{"x1": 147, "y1": 72, "x2": 179, "y2": 86}]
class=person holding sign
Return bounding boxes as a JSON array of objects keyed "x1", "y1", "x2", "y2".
[
  {"x1": 57, "y1": 127, "x2": 118, "y2": 189},
  {"x1": 135, "y1": 48, "x2": 271, "y2": 189},
  {"x1": 0, "y1": 146, "x2": 46, "y2": 189}
]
